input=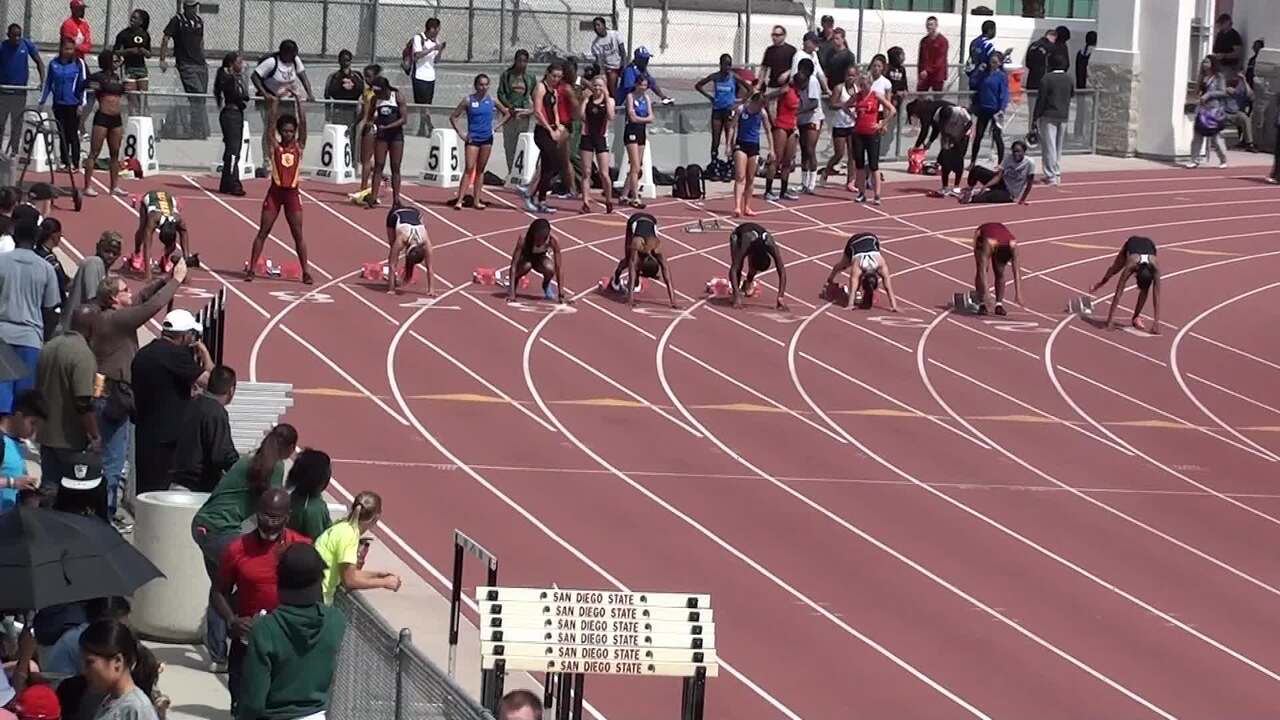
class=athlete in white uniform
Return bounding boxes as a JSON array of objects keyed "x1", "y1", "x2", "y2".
[
  {"x1": 385, "y1": 204, "x2": 433, "y2": 295},
  {"x1": 823, "y1": 232, "x2": 899, "y2": 310}
]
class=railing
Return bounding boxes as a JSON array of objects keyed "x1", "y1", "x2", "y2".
[{"x1": 330, "y1": 590, "x2": 495, "y2": 720}]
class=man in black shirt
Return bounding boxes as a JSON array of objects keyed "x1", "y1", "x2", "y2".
[
  {"x1": 323, "y1": 49, "x2": 364, "y2": 133},
  {"x1": 758, "y1": 25, "x2": 796, "y2": 90},
  {"x1": 160, "y1": 0, "x2": 208, "y2": 139},
  {"x1": 130, "y1": 308, "x2": 213, "y2": 495},
  {"x1": 1212, "y1": 13, "x2": 1244, "y2": 76},
  {"x1": 1023, "y1": 29, "x2": 1055, "y2": 90},
  {"x1": 170, "y1": 364, "x2": 238, "y2": 492}
]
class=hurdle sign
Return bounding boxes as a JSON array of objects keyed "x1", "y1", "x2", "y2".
[
  {"x1": 211, "y1": 120, "x2": 256, "y2": 180},
  {"x1": 615, "y1": 141, "x2": 657, "y2": 199},
  {"x1": 19, "y1": 112, "x2": 54, "y2": 173},
  {"x1": 507, "y1": 131, "x2": 538, "y2": 188},
  {"x1": 478, "y1": 586, "x2": 714, "y2": 719},
  {"x1": 423, "y1": 128, "x2": 463, "y2": 187},
  {"x1": 123, "y1": 116, "x2": 159, "y2": 177},
  {"x1": 313, "y1": 124, "x2": 356, "y2": 184}
]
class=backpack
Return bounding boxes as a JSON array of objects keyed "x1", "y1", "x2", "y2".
[
  {"x1": 682, "y1": 163, "x2": 705, "y2": 200},
  {"x1": 402, "y1": 34, "x2": 422, "y2": 75},
  {"x1": 1195, "y1": 105, "x2": 1225, "y2": 136},
  {"x1": 670, "y1": 166, "x2": 688, "y2": 198},
  {"x1": 907, "y1": 147, "x2": 926, "y2": 174}
]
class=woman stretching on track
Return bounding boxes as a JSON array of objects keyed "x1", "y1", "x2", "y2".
[
  {"x1": 607, "y1": 212, "x2": 677, "y2": 309},
  {"x1": 823, "y1": 232, "x2": 899, "y2": 311},
  {"x1": 972, "y1": 221, "x2": 1021, "y2": 316},
  {"x1": 695, "y1": 54, "x2": 749, "y2": 168},
  {"x1": 247, "y1": 95, "x2": 311, "y2": 284},
  {"x1": 364, "y1": 76, "x2": 408, "y2": 209},
  {"x1": 83, "y1": 50, "x2": 127, "y2": 198},
  {"x1": 385, "y1": 204, "x2": 433, "y2": 296},
  {"x1": 449, "y1": 73, "x2": 509, "y2": 210},
  {"x1": 506, "y1": 218, "x2": 569, "y2": 304},
  {"x1": 731, "y1": 92, "x2": 771, "y2": 217},
  {"x1": 1089, "y1": 235, "x2": 1161, "y2": 334},
  {"x1": 577, "y1": 74, "x2": 615, "y2": 214},
  {"x1": 728, "y1": 223, "x2": 787, "y2": 310}
]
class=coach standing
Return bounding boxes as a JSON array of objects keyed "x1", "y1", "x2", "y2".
[
  {"x1": 0, "y1": 25, "x2": 44, "y2": 156},
  {"x1": 160, "y1": 0, "x2": 208, "y2": 139}
]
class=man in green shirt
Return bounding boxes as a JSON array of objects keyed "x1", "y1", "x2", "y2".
[
  {"x1": 497, "y1": 49, "x2": 536, "y2": 174},
  {"x1": 34, "y1": 304, "x2": 101, "y2": 510}
]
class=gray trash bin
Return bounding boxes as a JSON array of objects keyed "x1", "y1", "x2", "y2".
[{"x1": 131, "y1": 490, "x2": 210, "y2": 642}]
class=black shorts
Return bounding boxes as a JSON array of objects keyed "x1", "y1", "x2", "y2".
[
  {"x1": 377, "y1": 127, "x2": 404, "y2": 144},
  {"x1": 940, "y1": 139, "x2": 968, "y2": 174},
  {"x1": 579, "y1": 134, "x2": 608, "y2": 154},
  {"x1": 1123, "y1": 236, "x2": 1157, "y2": 256},
  {"x1": 624, "y1": 124, "x2": 647, "y2": 146},
  {"x1": 521, "y1": 251, "x2": 550, "y2": 270},
  {"x1": 852, "y1": 133, "x2": 881, "y2": 171},
  {"x1": 832, "y1": 126, "x2": 854, "y2": 139},
  {"x1": 735, "y1": 142, "x2": 760, "y2": 158},
  {"x1": 712, "y1": 108, "x2": 732, "y2": 122},
  {"x1": 412, "y1": 78, "x2": 436, "y2": 104},
  {"x1": 467, "y1": 136, "x2": 494, "y2": 147},
  {"x1": 93, "y1": 111, "x2": 123, "y2": 130}
]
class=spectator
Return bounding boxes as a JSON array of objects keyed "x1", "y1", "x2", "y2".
[
  {"x1": 410, "y1": 18, "x2": 445, "y2": 136},
  {"x1": 251, "y1": 40, "x2": 315, "y2": 174},
  {"x1": 160, "y1": 0, "x2": 208, "y2": 140},
  {"x1": 35, "y1": 218, "x2": 68, "y2": 306},
  {"x1": 0, "y1": 25, "x2": 44, "y2": 156},
  {"x1": 499, "y1": 690, "x2": 543, "y2": 720},
  {"x1": 1270, "y1": 111, "x2": 1280, "y2": 184},
  {"x1": 793, "y1": 32, "x2": 829, "y2": 96},
  {"x1": 1246, "y1": 39, "x2": 1263, "y2": 89},
  {"x1": 0, "y1": 210, "x2": 59, "y2": 411},
  {"x1": 1211, "y1": 13, "x2": 1243, "y2": 77},
  {"x1": 1185, "y1": 55, "x2": 1228, "y2": 169},
  {"x1": 1033, "y1": 53, "x2": 1073, "y2": 186},
  {"x1": 588, "y1": 17, "x2": 625, "y2": 97},
  {"x1": 315, "y1": 490, "x2": 401, "y2": 604},
  {"x1": 885, "y1": 46, "x2": 908, "y2": 107},
  {"x1": 816, "y1": 15, "x2": 835, "y2": 51},
  {"x1": 970, "y1": 50, "x2": 1008, "y2": 167},
  {"x1": 965, "y1": 19, "x2": 996, "y2": 89},
  {"x1": 92, "y1": 262, "x2": 184, "y2": 523},
  {"x1": 1224, "y1": 75, "x2": 1254, "y2": 151},
  {"x1": 286, "y1": 448, "x2": 332, "y2": 540},
  {"x1": 39, "y1": 38, "x2": 87, "y2": 173},
  {"x1": 960, "y1": 139, "x2": 1035, "y2": 205},
  {"x1": 1024, "y1": 28, "x2": 1055, "y2": 90},
  {"x1": 322, "y1": 49, "x2": 363, "y2": 136},
  {"x1": 757, "y1": 25, "x2": 796, "y2": 91},
  {"x1": 498, "y1": 49, "x2": 536, "y2": 174},
  {"x1": 58, "y1": 231, "x2": 120, "y2": 334},
  {"x1": 0, "y1": 390, "x2": 45, "y2": 512},
  {"x1": 191, "y1": 424, "x2": 298, "y2": 673},
  {"x1": 43, "y1": 597, "x2": 131, "y2": 676},
  {"x1": 170, "y1": 364, "x2": 237, "y2": 492},
  {"x1": 35, "y1": 304, "x2": 99, "y2": 511},
  {"x1": 819, "y1": 29, "x2": 855, "y2": 96},
  {"x1": 60, "y1": 0, "x2": 92, "y2": 60},
  {"x1": 616, "y1": 47, "x2": 671, "y2": 105},
  {"x1": 77, "y1": 620, "x2": 160, "y2": 720},
  {"x1": 113, "y1": 9, "x2": 151, "y2": 116},
  {"x1": 238, "y1": 543, "x2": 345, "y2": 720},
  {"x1": 1051, "y1": 25, "x2": 1071, "y2": 71},
  {"x1": 214, "y1": 52, "x2": 249, "y2": 196},
  {"x1": 1076, "y1": 30, "x2": 1096, "y2": 90},
  {"x1": 917, "y1": 15, "x2": 948, "y2": 92},
  {"x1": 0, "y1": 186, "x2": 17, "y2": 238},
  {"x1": 213, "y1": 488, "x2": 311, "y2": 714},
  {"x1": 11, "y1": 685, "x2": 60, "y2": 720},
  {"x1": 25, "y1": 183, "x2": 55, "y2": 217},
  {"x1": 130, "y1": 308, "x2": 214, "y2": 496},
  {"x1": 554, "y1": 58, "x2": 581, "y2": 198}
]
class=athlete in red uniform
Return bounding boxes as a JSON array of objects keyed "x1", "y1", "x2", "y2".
[
  {"x1": 247, "y1": 95, "x2": 312, "y2": 283},
  {"x1": 972, "y1": 221, "x2": 1021, "y2": 315}
]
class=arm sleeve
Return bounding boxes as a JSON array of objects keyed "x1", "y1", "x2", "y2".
[
  {"x1": 113, "y1": 278, "x2": 177, "y2": 330},
  {"x1": 207, "y1": 413, "x2": 240, "y2": 472},
  {"x1": 163, "y1": 16, "x2": 178, "y2": 38},
  {"x1": 42, "y1": 265, "x2": 60, "y2": 309},
  {"x1": 216, "y1": 543, "x2": 238, "y2": 595},
  {"x1": 236, "y1": 625, "x2": 271, "y2": 719}
]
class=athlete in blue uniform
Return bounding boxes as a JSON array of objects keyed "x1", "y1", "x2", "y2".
[
  {"x1": 450, "y1": 74, "x2": 510, "y2": 210},
  {"x1": 386, "y1": 205, "x2": 433, "y2": 295},
  {"x1": 731, "y1": 93, "x2": 770, "y2": 217},
  {"x1": 1090, "y1": 235, "x2": 1161, "y2": 333},
  {"x1": 695, "y1": 54, "x2": 749, "y2": 165}
]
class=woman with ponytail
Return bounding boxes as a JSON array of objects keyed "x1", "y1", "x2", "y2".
[
  {"x1": 190, "y1": 423, "x2": 298, "y2": 672},
  {"x1": 80, "y1": 619, "x2": 160, "y2": 719},
  {"x1": 315, "y1": 490, "x2": 401, "y2": 603}
]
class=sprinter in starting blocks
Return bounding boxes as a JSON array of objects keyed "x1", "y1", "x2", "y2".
[
  {"x1": 385, "y1": 204, "x2": 433, "y2": 295},
  {"x1": 821, "y1": 232, "x2": 899, "y2": 312},
  {"x1": 133, "y1": 189, "x2": 191, "y2": 280},
  {"x1": 605, "y1": 213, "x2": 678, "y2": 309},
  {"x1": 502, "y1": 218, "x2": 570, "y2": 304},
  {"x1": 1086, "y1": 235, "x2": 1161, "y2": 334},
  {"x1": 727, "y1": 222, "x2": 788, "y2": 310}
]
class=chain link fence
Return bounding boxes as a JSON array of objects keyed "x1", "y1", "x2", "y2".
[{"x1": 331, "y1": 590, "x2": 494, "y2": 720}]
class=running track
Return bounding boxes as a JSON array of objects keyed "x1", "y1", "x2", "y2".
[{"x1": 56, "y1": 168, "x2": 1280, "y2": 719}]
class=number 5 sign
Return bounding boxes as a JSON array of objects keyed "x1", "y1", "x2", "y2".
[{"x1": 422, "y1": 128, "x2": 463, "y2": 188}]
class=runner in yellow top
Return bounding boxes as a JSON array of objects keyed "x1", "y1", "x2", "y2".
[
  {"x1": 350, "y1": 63, "x2": 383, "y2": 204},
  {"x1": 134, "y1": 190, "x2": 190, "y2": 280}
]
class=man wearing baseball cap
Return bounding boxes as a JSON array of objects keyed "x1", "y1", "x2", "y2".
[
  {"x1": 615, "y1": 46, "x2": 674, "y2": 106},
  {"x1": 239, "y1": 543, "x2": 346, "y2": 720},
  {"x1": 61, "y1": 0, "x2": 91, "y2": 59},
  {"x1": 129, "y1": 307, "x2": 213, "y2": 496}
]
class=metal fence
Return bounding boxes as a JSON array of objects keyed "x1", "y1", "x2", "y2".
[{"x1": 330, "y1": 590, "x2": 494, "y2": 720}]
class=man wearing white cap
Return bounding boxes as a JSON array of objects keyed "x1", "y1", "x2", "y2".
[{"x1": 129, "y1": 306, "x2": 213, "y2": 496}]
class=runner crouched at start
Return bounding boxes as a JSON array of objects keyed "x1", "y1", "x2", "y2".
[
  {"x1": 973, "y1": 221, "x2": 1022, "y2": 316},
  {"x1": 823, "y1": 232, "x2": 899, "y2": 311},
  {"x1": 1089, "y1": 234, "x2": 1161, "y2": 334},
  {"x1": 608, "y1": 212, "x2": 677, "y2": 308},
  {"x1": 385, "y1": 204, "x2": 433, "y2": 296},
  {"x1": 507, "y1": 218, "x2": 569, "y2": 304},
  {"x1": 728, "y1": 222, "x2": 788, "y2": 310}
]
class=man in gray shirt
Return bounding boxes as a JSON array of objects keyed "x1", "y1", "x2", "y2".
[
  {"x1": 0, "y1": 207, "x2": 59, "y2": 413},
  {"x1": 1033, "y1": 54, "x2": 1074, "y2": 185},
  {"x1": 58, "y1": 231, "x2": 122, "y2": 334}
]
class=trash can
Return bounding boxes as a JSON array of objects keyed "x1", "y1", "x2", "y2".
[{"x1": 131, "y1": 490, "x2": 210, "y2": 642}]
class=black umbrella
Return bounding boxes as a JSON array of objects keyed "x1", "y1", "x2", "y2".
[
  {"x1": 0, "y1": 340, "x2": 28, "y2": 382},
  {"x1": 0, "y1": 506, "x2": 164, "y2": 610}
]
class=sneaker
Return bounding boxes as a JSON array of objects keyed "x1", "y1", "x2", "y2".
[
  {"x1": 111, "y1": 516, "x2": 134, "y2": 534},
  {"x1": 801, "y1": 185, "x2": 816, "y2": 195},
  {"x1": 535, "y1": 203, "x2": 556, "y2": 214},
  {"x1": 209, "y1": 660, "x2": 228, "y2": 674},
  {"x1": 1267, "y1": 177, "x2": 1279, "y2": 185},
  {"x1": 1183, "y1": 161, "x2": 1200, "y2": 169},
  {"x1": 872, "y1": 196, "x2": 882, "y2": 206},
  {"x1": 763, "y1": 192, "x2": 780, "y2": 201},
  {"x1": 782, "y1": 190, "x2": 800, "y2": 201},
  {"x1": 523, "y1": 196, "x2": 539, "y2": 212},
  {"x1": 112, "y1": 187, "x2": 129, "y2": 197},
  {"x1": 855, "y1": 192, "x2": 866, "y2": 203},
  {"x1": 83, "y1": 187, "x2": 99, "y2": 197},
  {"x1": 1217, "y1": 161, "x2": 1229, "y2": 169}
]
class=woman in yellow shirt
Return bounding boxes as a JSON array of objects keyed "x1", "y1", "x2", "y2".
[{"x1": 314, "y1": 490, "x2": 401, "y2": 603}]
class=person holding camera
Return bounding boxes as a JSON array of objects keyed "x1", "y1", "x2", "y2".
[{"x1": 130, "y1": 307, "x2": 213, "y2": 496}]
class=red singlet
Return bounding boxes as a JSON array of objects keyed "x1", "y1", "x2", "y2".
[
  {"x1": 853, "y1": 91, "x2": 880, "y2": 135},
  {"x1": 977, "y1": 222, "x2": 1014, "y2": 246},
  {"x1": 774, "y1": 87, "x2": 799, "y2": 131},
  {"x1": 271, "y1": 142, "x2": 303, "y2": 189}
]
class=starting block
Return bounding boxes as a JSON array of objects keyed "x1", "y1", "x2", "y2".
[
  {"x1": 279, "y1": 261, "x2": 304, "y2": 281},
  {"x1": 362, "y1": 262, "x2": 388, "y2": 281},
  {"x1": 244, "y1": 258, "x2": 284, "y2": 278},
  {"x1": 684, "y1": 218, "x2": 724, "y2": 234},
  {"x1": 472, "y1": 267, "x2": 529, "y2": 289},
  {"x1": 951, "y1": 291, "x2": 981, "y2": 315},
  {"x1": 1067, "y1": 296, "x2": 1094, "y2": 316},
  {"x1": 822, "y1": 282, "x2": 849, "y2": 305},
  {"x1": 598, "y1": 273, "x2": 646, "y2": 294},
  {"x1": 706, "y1": 278, "x2": 758, "y2": 297}
]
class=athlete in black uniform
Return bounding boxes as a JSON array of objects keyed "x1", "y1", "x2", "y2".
[
  {"x1": 823, "y1": 232, "x2": 900, "y2": 311},
  {"x1": 608, "y1": 213, "x2": 677, "y2": 308},
  {"x1": 728, "y1": 223, "x2": 788, "y2": 310},
  {"x1": 1089, "y1": 235, "x2": 1161, "y2": 334},
  {"x1": 507, "y1": 218, "x2": 568, "y2": 303},
  {"x1": 386, "y1": 204, "x2": 433, "y2": 295}
]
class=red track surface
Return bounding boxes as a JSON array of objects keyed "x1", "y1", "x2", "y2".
[{"x1": 58, "y1": 168, "x2": 1280, "y2": 719}]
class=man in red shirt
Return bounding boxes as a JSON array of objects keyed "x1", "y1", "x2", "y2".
[
  {"x1": 60, "y1": 0, "x2": 92, "y2": 59},
  {"x1": 213, "y1": 488, "x2": 311, "y2": 713},
  {"x1": 916, "y1": 15, "x2": 949, "y2": 92}
]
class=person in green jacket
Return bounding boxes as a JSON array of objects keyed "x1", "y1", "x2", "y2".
[
  {"x1": 498, "y1": 49, "x2": 537, "y2": 174},
  {"x1": 286, "y1": 448, "x2": 332, "y2": 540},
  {"x1": 238, "y1": 543, "x2": 346, "y2": 720},
  {"x1": 191, "y1": 423, "x2": 298, "y2": 672}
]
